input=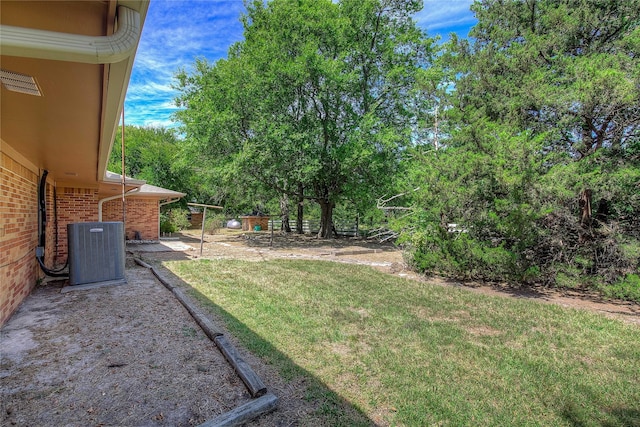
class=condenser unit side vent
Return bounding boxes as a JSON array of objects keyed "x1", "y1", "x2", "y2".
[{"x1": 67, "y1": 222, "x2": 125, "y2": 286}]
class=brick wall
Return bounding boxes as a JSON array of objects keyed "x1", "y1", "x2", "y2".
[
  {"x1": 0, "y1": 151, "x2": 39, "y2": 326},
  {"x1": 54, "y1": 187, "x2": 99, "y2": 262},
  {"x1": 1, "y1": 148, "x2": 160, "y2": 326},
  {"x1": 103, "y1": 198, "x2": 159, "y2": 240}
]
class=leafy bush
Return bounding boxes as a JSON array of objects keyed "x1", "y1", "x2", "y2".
[
  {"x1": 598, "y1": 274, "x2": 640, "y2": 303},
  {"x1": 407, "y1": 222, "x2": 528, "y2": 283},
  {"x1": 160, "y1": 208, "x2": 191, "y2": 233},
  {"x1": 203, "y1": 213, "x2": 227, "y2": 235},
  {"x1": 399, "y1": 125, "x2": 639, "y2": 300}
]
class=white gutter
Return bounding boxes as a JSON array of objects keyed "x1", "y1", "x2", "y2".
[
  {"x1": 159, "y1": 198, "x2": 183, "y2": 207},
  {"x1": 98, "y1": 188, "x2": 140, "y2": 222},
  {"x1": 0, "y1": 6, "x2": 140, "y2": 64}
]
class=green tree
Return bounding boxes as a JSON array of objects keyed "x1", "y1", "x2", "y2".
[
  {"x1": 109, "y1": 125, "x2": 191, "y2": 201},
  {"x1": 400, "y1": 0, "x2": 639, "y2": 288},
  {"x1": 453, "y1": 0, "x2": 639, "y2": 158},
  {"x1": 175, "y1": 0, "x2": 433, "y2": 237}
]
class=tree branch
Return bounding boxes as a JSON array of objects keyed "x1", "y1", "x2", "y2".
[{"x1": 376, "y1": 187, "x2": 420, "y2": 210}]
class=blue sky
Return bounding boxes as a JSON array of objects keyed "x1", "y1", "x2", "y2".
[{"x1": 124, "y1": 0, "x2": 476, "y2": 128}]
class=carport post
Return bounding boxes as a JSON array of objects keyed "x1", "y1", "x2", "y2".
[
  {"x1": 187, "y1": 203, "x2": 223, "y2": 257},
  {"x1": 200, "y1": 206, "x2": 207, "y2": 256}
]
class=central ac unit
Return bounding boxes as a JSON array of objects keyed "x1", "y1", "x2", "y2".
[{"x1": 67, "y1": 222, "x2": 126, "y2": 286}]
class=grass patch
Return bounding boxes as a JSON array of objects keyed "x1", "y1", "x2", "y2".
[
  {"x1": 164, "y1": 259, "x2": 640, "y2": 426},
  {"x1": 598, "y1": 274, "x2": 640, "y2": 303}
]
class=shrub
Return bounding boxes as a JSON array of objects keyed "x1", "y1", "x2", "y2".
[
  {"x1": 597, "y1": 274, "x2": 640, "y2": 303},
  {"x1": 408, "y1": 224, "x2": 526, "y2": 283},
  {"x1": 203, "y1": 213, "x2": 227, "y2": 235},
  {"x1": 400, "y1": 134, "x2": 639, "y2": 300},
  {"x1": 160, "y1": 208, "x2": 191, "y2": 233}
]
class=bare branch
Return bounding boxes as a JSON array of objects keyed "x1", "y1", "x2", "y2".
[{"x1": 376, "y1": 187, "x2": 420, "y2": 210}]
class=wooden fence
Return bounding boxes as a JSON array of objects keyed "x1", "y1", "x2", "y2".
[{"x1": 261, "y1": 219, "x2": 361, "y2": 237}]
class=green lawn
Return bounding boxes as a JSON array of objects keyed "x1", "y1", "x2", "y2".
[{"x1": 162, "y1": 259, "x2": 640, "y2": 426}]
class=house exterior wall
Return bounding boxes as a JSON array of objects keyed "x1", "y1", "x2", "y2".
[
  {"x1": 55, "y1": 187, "x2": 100, "y2": 262},
  {"x1": 0, "y1": 150, "x2": 40, "y2": 326},
  {"x1": 103, "y1": 198, "x2": 159, "y2": 240},
  {"x1": 1, "y1": 148, "x2": 162, "y2": 326}
]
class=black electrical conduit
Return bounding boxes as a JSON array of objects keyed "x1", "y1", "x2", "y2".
[{"x1": 37, "y1": 170, "x2": 69, "y2": 277}]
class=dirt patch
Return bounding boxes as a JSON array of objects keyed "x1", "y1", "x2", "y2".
[
  {"x1": 138, "y1": 229, "x2": 404, "y2": 269},
  {"x1": 430, "y1": 277, "x2": 640, "y2": 326},
  {"x1": 1, "y1": 259, "x2": 251, "y2": 427}
]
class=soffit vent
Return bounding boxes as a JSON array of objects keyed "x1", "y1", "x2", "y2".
[{"x1": 0, "y1": 69, "x2": 42, "y2": 96}]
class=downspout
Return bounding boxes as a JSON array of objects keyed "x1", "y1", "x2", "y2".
[
  {"x1": 38, "y1": 171, "x2": 48, "y2": 249},
  {"x1": 121, "y1": 108, "x2": 127, "y2": 230},
  {"x1": 0, "y1": 6, "x2": 140, "y2": 64},
  {"x1": 98, "y1": 188, "x2": 141, "y2": 222}
]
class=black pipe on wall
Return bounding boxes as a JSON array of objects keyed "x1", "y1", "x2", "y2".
[{"x1": 37, "y1": 170, "x2": 68, "y2": 277}]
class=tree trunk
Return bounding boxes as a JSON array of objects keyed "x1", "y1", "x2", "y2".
[
  {"x1": 296, "y1": 182, "x2": 304, "y2": 234},
  {"x1": 580, "y1": 189, "x2": 592, "y2": 228},
  {"x1": 579, "y1": 188, "x2": 592, "y2": 243},
  {"x1": 317, "y1": 199, "x2": 335, "y2": 239},
  {"x1": 280, "y1": 194, "x2": 291, "y2": 232}
]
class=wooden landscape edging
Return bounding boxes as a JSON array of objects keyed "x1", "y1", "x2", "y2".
[
  {"x1": 134, "y1": 258, "x2": 223, "y2": 339},
  {"x1": 214, "y1": 335, "x2": 267, "y2": 397},
  {"x1": 133, "y1": 257, "x2": 277, "y2": 424},
  {"x1": 331, "y1": 248, "x2": 381, "y2": 256},
  {"x1": 198, "y1": 393, "x2": 278, "y2": 427}
]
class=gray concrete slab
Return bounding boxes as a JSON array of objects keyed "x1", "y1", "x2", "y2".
[
  {"x1": 127, "y1": 241, "x2": 194, "y2": 253},
  {"x1": 60, "y1": 278, "x2": 127, "y2": 293}
]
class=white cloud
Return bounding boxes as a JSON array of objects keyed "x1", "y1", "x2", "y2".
[
  {"x1": 125, "y1": 0, "x2": 477, "y2": 128},
  {"x1": 125, "y1": 0, "x2": 245, "y2": 127},
  {"x1": 416, "y1": 0, "x2": 476, "y2": 33}
]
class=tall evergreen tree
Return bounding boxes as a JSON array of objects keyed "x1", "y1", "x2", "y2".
[
  {"x1": 453, "y1": 0, "x2": 639, "y2": 158},
  {"x1": 401, "y1": 0, "x2": 639, "y2": 288}
]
